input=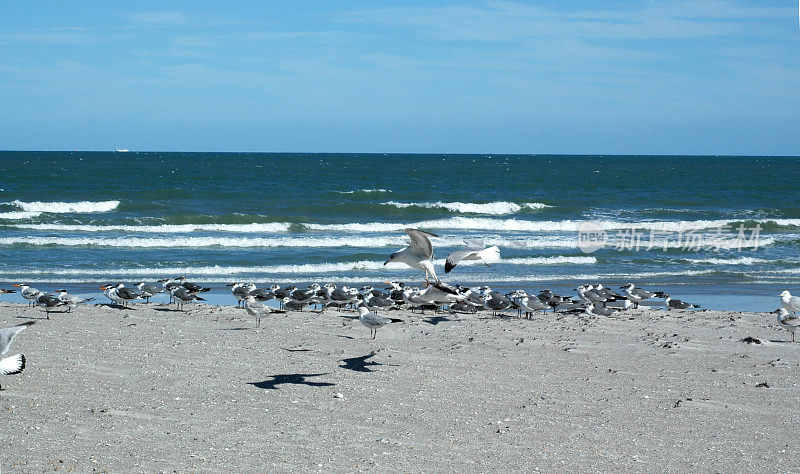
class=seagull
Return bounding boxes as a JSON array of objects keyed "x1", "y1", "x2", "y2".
[
  {"x1": 227, "y1": 282, "x2": 250, "y2": 308},
  {"x1": 171, "y1": 287, "x2": 205, "y2": 311},
  {"x1": 56, "y1": 290, "x2": 94, "y2": 312},
  {"x1": 0, "y1": 321, "x2": 34, "y2": 384},
  {"x1": 509, "y1": 291, "x2": 549, "y2": 318},
  {"x1": 100, "y1": 284, "x2": 125, "y2": 306},
  {"x1": 12, "y1": 284, "x2": 42, "y2": 307},
  {"x1": 383, "y1": 281, "x2": 407, "y2": 305},
  {"x1": 482, "y1": 292, "x2": 512, "y2": 315},
  {"x1": 158, "y1": 278, "x2": 182, "y2": 303},
  {"x1": 445, "y1": 239, "x2": 500, "y2": 274},
  {"x1": 773, "y1": 308, "x2": 800, "y2": 342},
  {"x1": 575, "y1": 285, "x2": 607, "y2": 305},
  {"x1": 356, "y1": 305, "x2": 403, "y2": 339},
  {"x1": 620, "y1": 283, "x2": 659, "y2": 308},
  {"x1": 585, "y1": 302, "x2": 620, "y2": 317},
  {"x1": 110, "y1": 283, "x2": 141, "y2": 307},
  {"x1": 0, "y1": 288, "x2": 17, "y2": 295},
  {"x1": 176, "y1": 276, "x2": 211, "y2": 295},
  {"x1": 780, "y1": 290, "x2": 800, "y2": 313},
  {"x1": 35, "y1": 293, "x2": 66, "y2": 318},
  {"x1": 362, "y1": 291, "x2": 396, "y2": 312},
  {"x1": 244, "y1": 295, "x2": 284, "y2": 328},
  {"x1": 136, "y1": 282, "x2": 164, "y2": 303},
  {"x1": 663, "y1": 294, "x2": 699, "y2": 310},
  {"x1": 385, "y1": 228, "x2": 439, "y2": 285}
]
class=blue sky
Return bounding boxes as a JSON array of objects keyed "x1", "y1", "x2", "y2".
[{"x1": 1, "y1": 1, "x2": 798, "y2": 154}]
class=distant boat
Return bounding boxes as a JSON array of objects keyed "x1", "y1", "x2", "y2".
[{"x1": 114, "y1": 148, "x2": 129, "y2": 152}]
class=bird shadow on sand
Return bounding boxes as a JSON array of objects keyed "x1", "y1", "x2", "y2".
[
  {"x1": 422, "y1": 315, "x2": 458, "y2": 325},
  {"x1": 477, "y1": 313, "x2": 517, "y2": 320},
  {"x1": 15, "y1": 314, "x2": 50, "y2": 320},
  {"x1": 218, "y1": 327, "x2": 252, "y2": 331},
  {"x1": 102, "y1": 303, "x2": 136, "y2": 310},
  {"x1": 249, "y1": 373, "x2": 335, "y2": 390},
  {"x1": 153, "y1": 307, "x2": 186, "y2": 312},
  {"x1": 339, "y1": 351, "x2": 399, "y2": 373},
  {"x1": 336, "y1": 335, "x2": 356, "y2": 340}
]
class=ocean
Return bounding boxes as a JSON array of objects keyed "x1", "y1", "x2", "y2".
[{"x1": 1, "y1": 151, "x2": 798, "y2": 311}]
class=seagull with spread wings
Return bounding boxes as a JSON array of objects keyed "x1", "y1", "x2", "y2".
[
  {"x1": 445, "y1": 239, "x2": 500, "y2": 274},
  {"x1": 385, "y1": 228, "x2": 440, "y2": 285}
]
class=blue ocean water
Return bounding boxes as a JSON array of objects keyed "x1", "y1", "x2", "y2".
[{"x1": 1, "y1": 151, "x2": 799, "y2": 311}]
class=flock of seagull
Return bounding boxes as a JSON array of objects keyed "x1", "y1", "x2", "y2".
[{"x1": 2, "y1": 228, "x2": 799, "y2": 386}]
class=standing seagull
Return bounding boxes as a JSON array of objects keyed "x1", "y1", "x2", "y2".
[
  {"x1": 171, "y1": 287, "x2": 205, "y2": 311},
  {"x1": 36, "y1": 293, "x2": 66, "y2": 318},
  {"x1": 12, "y1": 284, "x2": 41, "y2": 307},
  {"x1": 445, "y1": 239, "x2": 500, "y2": 274},
  {"x1": 244, "y1": 295, "x2": 284, "y2": 328},
  {"x1": 110, "y1": 283, "x2": 141, "y2": 307},
  {"x1": 356, "y1": 305, "x2": 403, "y2": 339},
  {"x1": 0, "y1": 321, "x2": 34, "y2": 384},
  {"x1": 773, "y1": 308, "x2": 800, "y2": 342},
  {"x1": 136, "y1": 282, "x2": 164, "y2": 303},
  {"x1": 385, "y1": 228, "x2": 440, "y2": 285},
  {"x1": 56, "y1": 289, "x2": 94, "y2": 313},
  {"x1": 620, "y1": 283, "x2": 658, "y2": 309}
]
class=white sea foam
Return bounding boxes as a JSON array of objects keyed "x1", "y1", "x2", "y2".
[
  {"x1": 13, "y1": 222, "x2": 293, "y2": 233},
  {"x1": 11, "y1": 216, "x2": 799, "y2": 235},
  {"x1": 0, "y1": 211, "x2": 43, "y2": 220},
  {"x1": 8, "y1": 200, "x2": 120, "y2": 213},
  {"x1": 684, "y1": 257, "x2": 770, "y2": 265},
  {"x1": 383, "y1": 201, "x2": 551, "y2": 215},
  {"x1": 0, "y1": 235, "x2": 583, "y2": 249},
  {"x1": 334, "y1": 188, "x2": 391, "y2": 194}
]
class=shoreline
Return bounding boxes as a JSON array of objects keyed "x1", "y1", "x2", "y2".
[{"x1": 2, "y1": 301, "x2": 798, "y2": 471}]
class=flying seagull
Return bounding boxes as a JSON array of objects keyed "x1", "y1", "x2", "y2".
[
  {"x1": 444, "y1": 239, "x2": 500, "y2": 274},
  {"x1": 385, "y1": 228, "x2": 440, "y2": 285}
]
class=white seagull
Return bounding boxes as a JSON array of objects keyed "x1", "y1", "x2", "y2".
[
  {"x1": 0, "y1": 321, "x2": 34, "y2": 383},
  {"x1": 385, "y1": 228, "x2": 440, "y2": 285},
  {"x1": 780, "y1": 290, "x2": 800, "y2": 313},
  {"x1": 356, "y1": 305, "x2": 403, "y2": 339},
  {"x1": 244, "y1": 295, "x2": 284, "y2": 327},
  {"x1": 444, "y1": 239, "x2": 500, "y2": 274}
]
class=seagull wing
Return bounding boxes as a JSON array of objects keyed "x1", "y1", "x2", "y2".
[
  {"x1": 445, "y1": 249, "x2": 475, "y2": 274},
  {"x1": 0, "y1": 322, "x2": 33, "y2": 357},
  {"x1": 0, "y1": 354, "x2": 25, "y2": 375},
  {"x1": 463, "y1": 239, "x2": 485, "y2": 250},
  {"x1": 405, "y1": 228, "x2": 437, "y2": 259},
  {"x1": 477, "y1": 246, "x2": 501, "y2": 265}
]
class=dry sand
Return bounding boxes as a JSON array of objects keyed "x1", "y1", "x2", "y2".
[{"x1": 1, "y1": 300, "x2": 798, "y2": 472}]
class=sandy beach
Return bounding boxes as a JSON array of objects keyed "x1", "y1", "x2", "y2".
[{"x1": 1, "y1": 300, "x2": 798, "y2": 472}]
